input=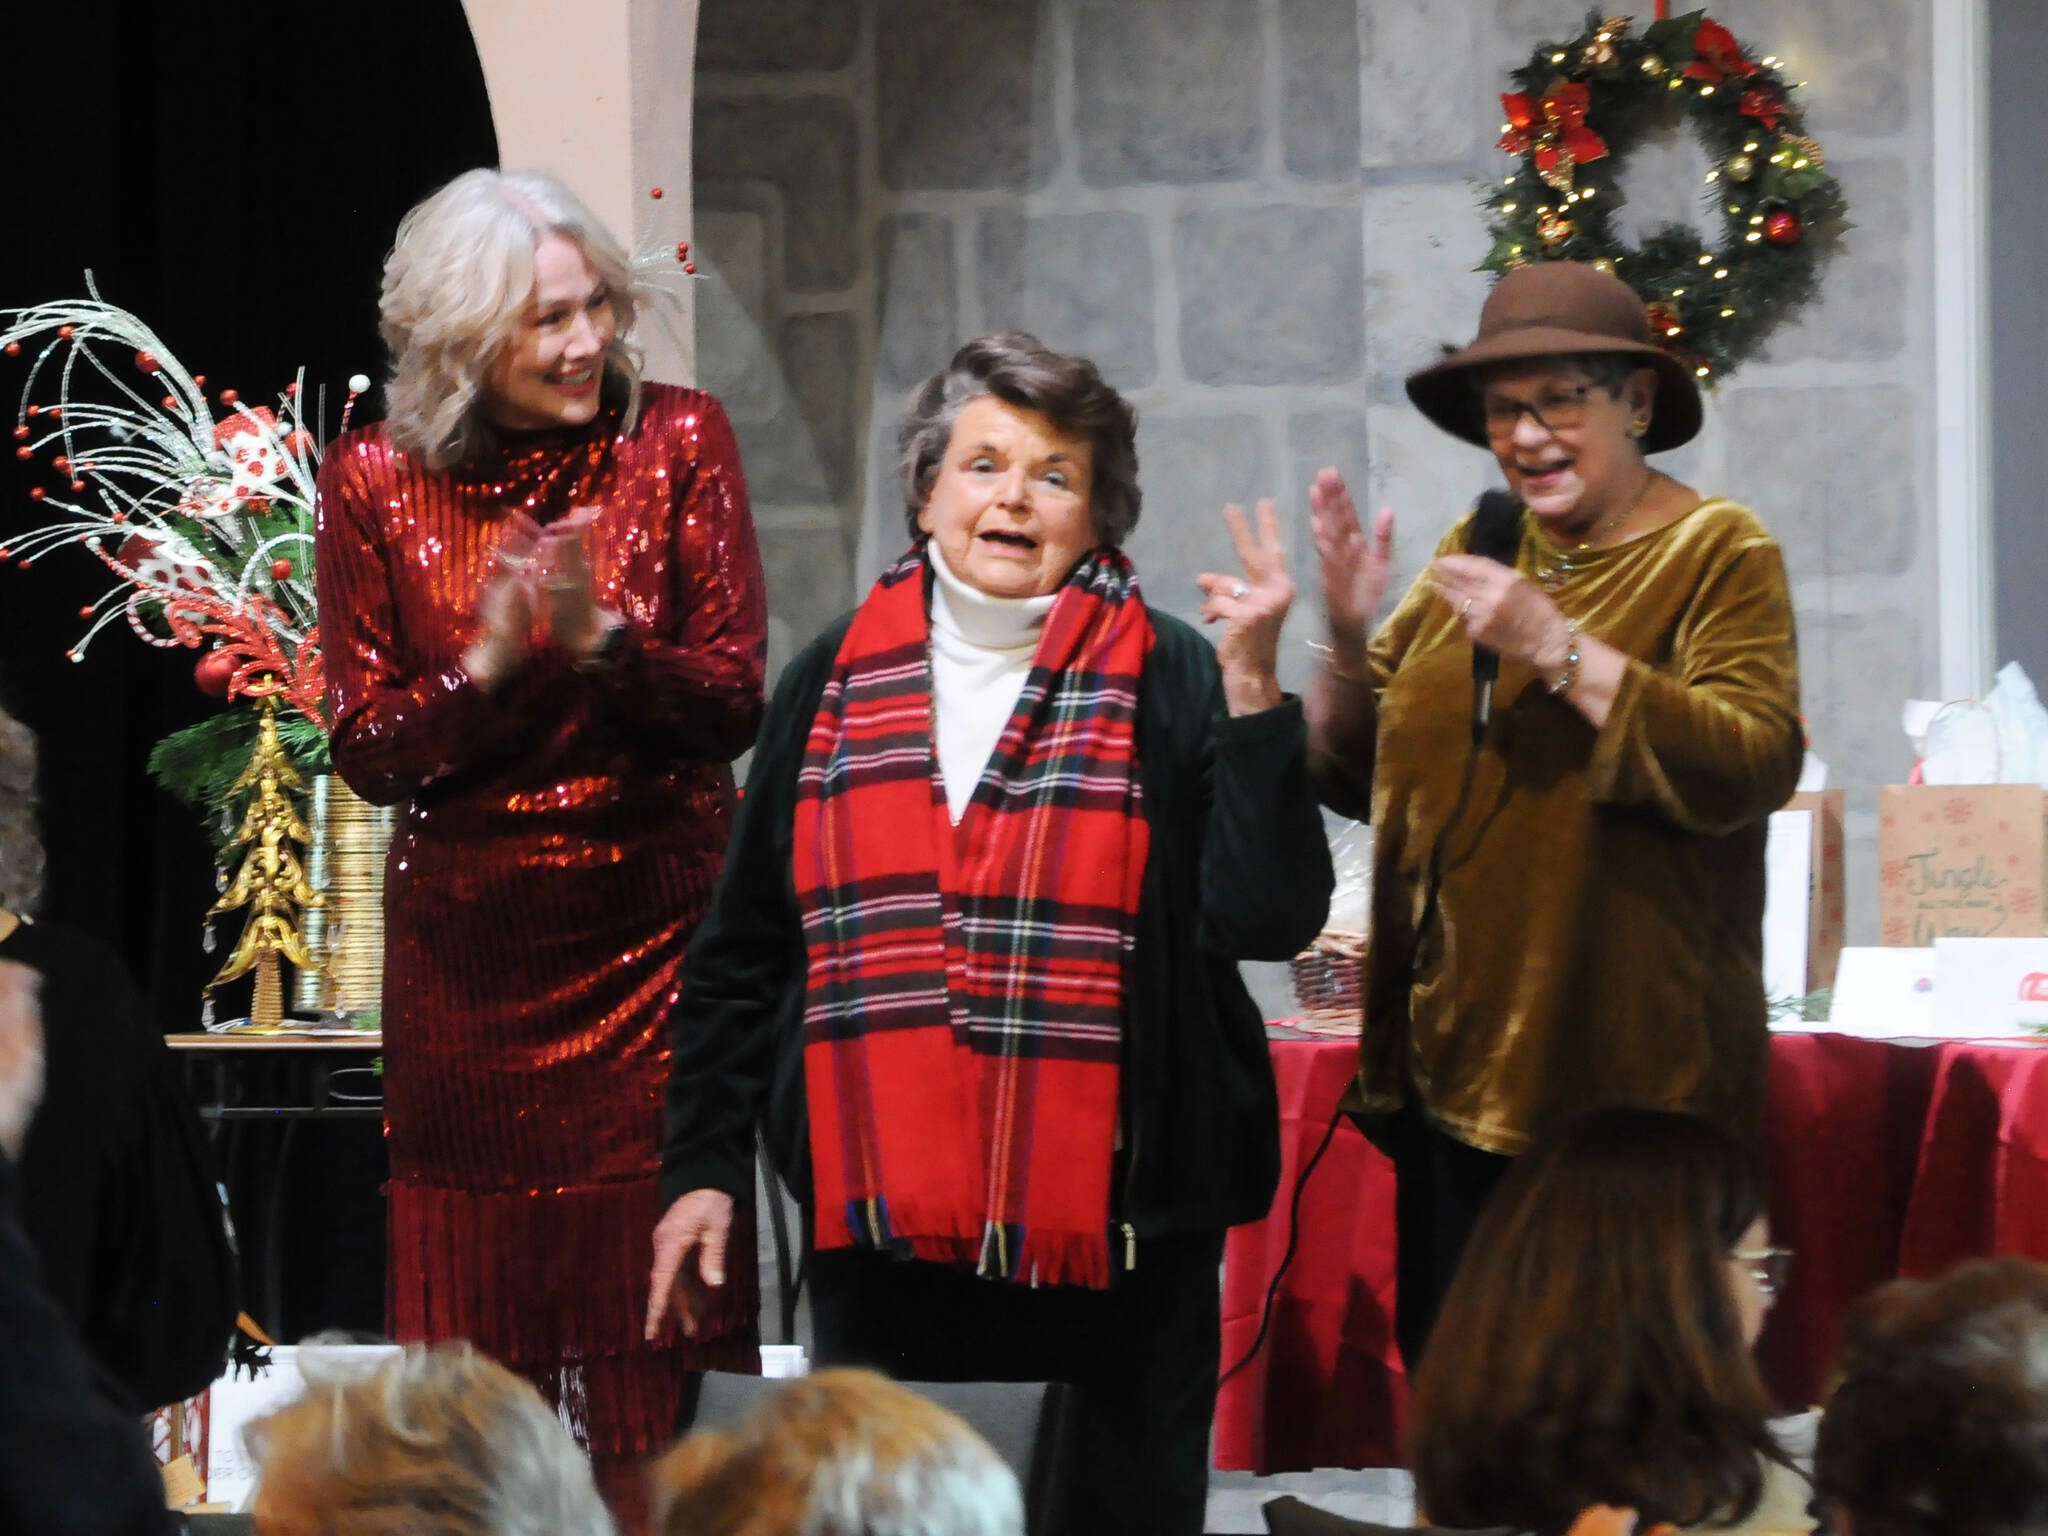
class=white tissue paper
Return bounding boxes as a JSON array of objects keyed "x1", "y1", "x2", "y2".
[{"x1": 1904, "y1": 663, "x2": 2048, "y2": 786}]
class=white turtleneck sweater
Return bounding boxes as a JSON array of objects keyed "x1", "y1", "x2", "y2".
[{"x1": 928, "y1": 545, "x2": 1056, "y2": 823}]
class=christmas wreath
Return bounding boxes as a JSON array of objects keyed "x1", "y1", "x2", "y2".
[{"x1": 1482, "y1": 8, "x2": 1847, "y2": 382}]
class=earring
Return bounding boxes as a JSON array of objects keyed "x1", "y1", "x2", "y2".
[{"x1": 1628, "y1": 417, "x2": 1650, "y2": 438}]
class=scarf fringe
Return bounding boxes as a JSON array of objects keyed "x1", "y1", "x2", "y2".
[{"x1": 838, "y1": 1200, "x2": 1114, "y2": 1288}]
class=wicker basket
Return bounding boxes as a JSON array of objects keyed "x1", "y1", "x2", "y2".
[{"x1": 1289, "y1": 930, "x2": 1365, "y2": 1036}]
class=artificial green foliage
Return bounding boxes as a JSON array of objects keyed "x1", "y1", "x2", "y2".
[
  {"x1": 1480, "y1": 7, "x2": 1848, "y2": 380},
  {"x1": 147, "y1": 705, "x2": 332, "y2": 854}
]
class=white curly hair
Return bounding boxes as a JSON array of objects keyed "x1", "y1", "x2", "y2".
[{"x1": 379, "y1": 168, "x2": 647, "y2": 469}]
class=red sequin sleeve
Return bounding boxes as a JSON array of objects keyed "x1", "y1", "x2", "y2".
[
  {"x1": 314, "y1": 438, "x2": 571, "y2": 805},
  {"x1": 585, "y1": 395, "x2": 768, "y2": 762}
]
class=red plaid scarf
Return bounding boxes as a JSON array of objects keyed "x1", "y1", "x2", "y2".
[{"x1": 794, "y1": 545, "x2": 1154, "y2": 1288}]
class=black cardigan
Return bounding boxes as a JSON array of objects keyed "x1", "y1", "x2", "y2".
[{"x1": 659, "y1": 605, "x2": 1334, "y2": 1241}]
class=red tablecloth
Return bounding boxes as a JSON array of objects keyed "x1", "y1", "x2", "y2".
[{"x1": 1215, "y1": 1030, "x2": 2048, "y2": 1473}]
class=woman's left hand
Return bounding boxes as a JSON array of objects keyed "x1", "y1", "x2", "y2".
[
  {"x1": 1198, "y1": 499, "x2": 1293, "y2": 716},
  {"x1": 538, "y1": 517, "x2": 623, "y2": 659},
  {"x1": 1430, "y1": 553, "x2": 1572, "y2": 673}
]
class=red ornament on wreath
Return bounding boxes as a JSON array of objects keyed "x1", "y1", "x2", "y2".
[{"x1": 1766, "y1": 208, "x2": 1802, "y2": 246}]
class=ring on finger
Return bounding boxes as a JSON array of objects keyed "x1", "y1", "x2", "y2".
[{"x1": 1230, "y1": 580, "x2": 1248, "y2": 600}]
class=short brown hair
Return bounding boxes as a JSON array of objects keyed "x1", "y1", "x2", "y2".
[
  {"x1": 1816, "y1": 1257, "x2": 2048, "y2": 1536},
  {"x1": 652, "y1": 1369, "x2": 1022, "y2": 1536},
  {"x1": 895, "y1": 333, "x2": 1141, "y2": 547},
  {"x1": 1408, "y1": 1107, "x2": 1784, "y2": 1536}
]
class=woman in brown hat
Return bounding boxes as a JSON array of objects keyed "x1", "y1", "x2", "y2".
[{"x1": 1306, "y1": 260, "x2": 1803, "y2": 1368}]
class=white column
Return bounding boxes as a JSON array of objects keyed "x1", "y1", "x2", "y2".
[
  {"x1": 1932, "y1": 0, "x2": 1993, "y2": 698},
  {"x1": 458, "y1": 0, "x2": 699, "y2": 384}
]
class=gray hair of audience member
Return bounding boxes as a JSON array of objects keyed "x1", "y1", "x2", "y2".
[
  {"x1": 652, "y1": 1368, "x2": 1024, "y2": 1536},
  {"x1": 1815, "y1": 1256, "x2": 2048, "y2": 1536},
  {"x1": 379, "y1": 167, "x2": 646, "y2": 471},
  {"x1": 895, "y1": 332, "x2": 1142, "y2": 548},
  {"x1": 245, "y1": 1340, "x2": 615, "y2": 1536},
  {"x1": 0, "y1": 697, "x2": 45, "y2": 916}
]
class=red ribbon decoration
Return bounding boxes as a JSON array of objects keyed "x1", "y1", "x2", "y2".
[
  {"x1": 1682, "y1": 17, "x2": 1759, "y2": 83},
  {"x1": 1499, "y1": 82, "x2": 1610, "y2": 191}
]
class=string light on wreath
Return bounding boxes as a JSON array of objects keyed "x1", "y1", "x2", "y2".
[{"x1": 1480, "y1": 7, "x2": 1846, "y2": 381}]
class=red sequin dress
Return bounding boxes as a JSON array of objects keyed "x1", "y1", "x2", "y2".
[{"x1": 314, "y1": 384, "x2": 766, "y2": 1455}]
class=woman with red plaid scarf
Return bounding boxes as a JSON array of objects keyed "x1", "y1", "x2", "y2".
[{"x1": 649, "y1": 333, "x2": 1333, "y2": 1535}]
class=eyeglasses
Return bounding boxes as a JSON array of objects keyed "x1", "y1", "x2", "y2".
[
  {"x1": 1482, "y1": 383, "x2": 1595, "y2": 440},
  {"x1": 1732, "y1": 1245, "x2": 1794, "y2": 1297}
]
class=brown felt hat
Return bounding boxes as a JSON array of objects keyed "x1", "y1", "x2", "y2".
[{"x1": 1404, "y1": 261, "x2": 1703, "y2": 453}]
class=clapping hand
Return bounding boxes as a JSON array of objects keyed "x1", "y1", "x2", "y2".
[{"x1": 1197, "y1": 499, "x2": 1294, "y2": 716}]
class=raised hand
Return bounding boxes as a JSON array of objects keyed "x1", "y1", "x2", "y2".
[
  {"x1": 1309, "y1": 468, "x2": 1394, "y2": 660},
  {"x1": 645, "y1": 1187, "x2": 735, "y2": 1341},
  {"x1": 1196, "y1": 498, "x2": 1294, "y2": 717}
]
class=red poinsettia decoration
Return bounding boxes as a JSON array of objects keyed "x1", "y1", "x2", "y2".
[
  {"x1": 1681, "y1": 18, "x2": 1759, "y2": 84},
  {"x1": 1738, "y1": 85, "x2": 1785, "y2": 129},
  {"x1": 1499, "y1": 82, "x2": 1609, "y2": 193}
]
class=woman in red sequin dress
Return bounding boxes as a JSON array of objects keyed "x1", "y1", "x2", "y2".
[{"x1": 314, "y1": 169, "x2": 767, "y2": 1463}]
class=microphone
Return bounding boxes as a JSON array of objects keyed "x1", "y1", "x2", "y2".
[{"x1": 1465, "y1": 490, "x2": 1524, "y2": 743}]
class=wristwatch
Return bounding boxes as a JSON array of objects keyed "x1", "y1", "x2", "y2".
[{"x1": 577, "y1": 621, "x2": 628, "y2": 672}]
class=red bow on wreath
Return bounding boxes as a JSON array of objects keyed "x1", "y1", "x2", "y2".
[
  {"x1": 1500, "y1": 81, "x2": 1609, "y2": 193},
  {"x1": 1682, "y1": 18, "x2": 1759, "y2": 83},
  {"x1": 1738, "y1": 85, "x2": 1786, "y2": 129}
]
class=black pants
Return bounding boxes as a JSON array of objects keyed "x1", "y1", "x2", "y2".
[
  {"x1": 1389, "y1": 1101, "x2": 1516, "y2": 1373},
  {"x1": 810, "y1": 1228, "x2": 1226, "y2": 1536}
]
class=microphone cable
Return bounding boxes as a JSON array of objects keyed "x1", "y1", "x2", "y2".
[{"x1": 1216, "y1": 690, "x2": 1489, "y2": 1389}]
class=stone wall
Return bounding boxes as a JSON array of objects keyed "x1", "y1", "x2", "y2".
[{"x1": 695, "y1": 0, "x2": 1936, "y2": 945}]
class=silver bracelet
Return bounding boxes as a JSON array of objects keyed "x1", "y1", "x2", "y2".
[
  {"x1": 1305, "y1": 637, "x2": 1372, "y2": 686},
  {"x1": 1546, "y1": 618, "x2": 1582, "y2": 696}
]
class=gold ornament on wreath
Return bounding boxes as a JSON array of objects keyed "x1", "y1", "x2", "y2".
[{"x1": 1483, "y1": 7, "x2": 1846, "y2": 382}]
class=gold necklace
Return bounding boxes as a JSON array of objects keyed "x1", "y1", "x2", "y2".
[{"x1": 1539, "y1": 471, "x2": 1657, "y2": 590}]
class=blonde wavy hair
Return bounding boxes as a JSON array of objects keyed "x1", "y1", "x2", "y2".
[
  {"x1": 246, "y1": 1341, "x2": 615, "y2": 1536},
  {"x1": 379, "y1": 169, "x2": 646, "y2": 469},
  {"x1": 0, "y1": 696, "x2": 45, "y2": 916}
]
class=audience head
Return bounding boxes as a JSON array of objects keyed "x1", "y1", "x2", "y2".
[
  {"x1": 1408, "y1": 1106, "x2": 1783, "y2": 1536},
  {"x1": 246, "y1": 1341, "x2": 614, "y2": 1536},
  {"x1": 652, "y1": 1368, "x2": 1024, "y2": 1536},
  {"x1": 1815, "y1": 1256, "x2": 2048, "y2": 1536},
  {"x1": 0, "y1": 696, "x2": 44, "y2": 917}
]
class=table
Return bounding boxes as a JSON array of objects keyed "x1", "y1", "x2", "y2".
[
  {"x1": 1215, "y1": 1030, "x2": 2048, "y2": 1473},
  {"x1": 167, "y1": 1031, "x2": 385, "y2": 1336}
]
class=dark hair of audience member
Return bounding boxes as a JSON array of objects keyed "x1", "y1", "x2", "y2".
[
  {"x1": 1814, "y1": 1256, "x2": 2048, "y2": 1536},
  {"x1": 1407, "y1": 1106, "x2": 1786, "y2": 1536}
]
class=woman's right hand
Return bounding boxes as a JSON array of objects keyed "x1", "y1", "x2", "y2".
[
  {"x1": 646, "y1": 1188, "x2": 734, "y2": 1341},
  {"x1": 1309, "y1": 467, "x2": 1395, "y2": 661}
]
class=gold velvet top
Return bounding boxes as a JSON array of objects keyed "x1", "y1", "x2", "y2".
[{"x1": 1314, "y1": 497, "x2": 1803, "y2": 1154}]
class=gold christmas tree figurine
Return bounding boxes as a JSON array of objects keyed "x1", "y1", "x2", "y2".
[{"x1": 203, "y1": 692, "x2": 323, "y2": 1028}]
